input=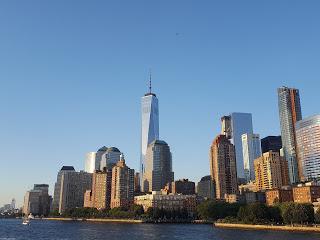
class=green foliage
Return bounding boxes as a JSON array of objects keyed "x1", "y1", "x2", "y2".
[
  {"x1": 279, "y1": 202, "x2": 314, "y2": 225},
  {"x1": 315, "y1": 208, "x2": 320, "y2": 224},
  {"x1": 144, "y1": 207, "x2": 191, "y2": 221},
  {"x1": 196, "y1": 200, "x2": 241, "y2": 221},
  {"x1": 237, "y1": 203, "x2": 270, "y2": 224}
]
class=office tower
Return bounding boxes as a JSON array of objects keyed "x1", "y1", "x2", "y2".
[
  {"x1": 84, "y1": 170, "x2": 112, "y2": 209},
  {"x1": 140, "y1": 79, "x2": 159, "y2": 191},
  {"x1": 278, "y1": 86, "x2": 302, "y2": 183},
  {"x1": 171, "y1": 179, "x2": 195, "y2": 195},
  {"x1": 221, "y1": 113, "x2": 253, "y2": 179},
  {"x1": 53, "y1": 166, "x2": 92, "y2": 214},
  {"x1": 296, "y1": 115, "x2": 320, "y2": 181},
  {"x1": 254, "y1": 151, "x2": 290, "y2": 191},
  {"x1": 142, "y1": 140, "x2": 174, "y2": 192},
  {"x1": 210, "y1": 134, "x2": 238, "y2": 199},
  {"x1": 110, "y1": 154, "x2": 135, "y2": 208},
  {"x1": 95, "y1": 146, "x2": 108, "y2": 170},
  {"x1": 261, "y1": 136, "x2": 282, "y2": 154},
  {"x1": 10, "y1": 199, "x2": 16, "y2": 210},
  {"x1": 23, "y1": 184, "x2": 51, "y2": 216},
  {"x1": 84, "y1": 152, "x2": 97, "y2": 173},
  {"x1": 197, "y1": 175, "x2": 215, "y2": 199},
  {"x1": 134, "y1": 172, "x2": 140, "y2": 192},
  {"x1": 221, "y1": 115, "x2": 232, "y2": 139},
  {"x1": 100, "y1": 147, "x2": 122, "y2": 171},
  {"x1": 241, "y1": 133, "x2": 262, "y2": 182}
]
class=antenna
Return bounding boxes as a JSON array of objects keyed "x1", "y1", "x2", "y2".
[{"x1": 149, "y1": 70, "x2": 152, "y2": 94}]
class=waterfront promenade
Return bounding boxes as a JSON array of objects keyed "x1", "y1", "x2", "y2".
[{"x1": 214, "y1": 222, "x2": 320, "y2": 233}]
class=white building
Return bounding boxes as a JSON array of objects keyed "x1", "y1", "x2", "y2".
[
  {"x1": 140, "y1": 82, "x2": 159, "y2": 191},
  {"x1": 242, "y1": 133, "x2": 262, "y2": 182},
  {"x1": 84, "y1": 152, "x2": 97, "y2": 173}
]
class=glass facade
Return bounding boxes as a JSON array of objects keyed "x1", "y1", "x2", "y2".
[
  {"x1": 230, "y1": 113, "x2": 254, "y2": 179},
  {"x1": 278, "y1": 86, "x2": 302, "y2": 183},
  {"x1": 140, "y1": 93, "x2": 159, "y2": 190},
  {"x1": 296, "y1": 115, "x2": 320, "y2": 181},
  {"x1": 142, "y1": 140, "x2": 173, "y2": 192},
  {"x1": 242, "y1": 133, "x2": 262, "y2": 182},
  {"x1": 84, "y1": 152, "x2": 97, "y2": 173}
]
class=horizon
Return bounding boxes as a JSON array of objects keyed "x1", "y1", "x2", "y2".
[{"x1": 1, "y1": 1, "x2": 320, "y2": 207}]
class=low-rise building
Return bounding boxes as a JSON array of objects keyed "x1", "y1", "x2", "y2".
[
  {"x1": 265, "y1": 187, "x2": 293, "y2": 206},
  {"x1": 134, "y1": 191, "x2": 197, "y2": 215},
  {"x1": 293, "y1": 183, "x2": 320, "y2": 204},
  {"x1": 171, "y1": 179, "x2": 195, "y2": 195}
]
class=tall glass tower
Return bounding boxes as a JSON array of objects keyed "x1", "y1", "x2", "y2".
[
  {"x1": 221, "y1": 113, "x2": 253, "y2": 180},
  {"x1": 140, "y1": 79, "x2": 159, "y2": 191},
  {"x1": 278, "y1": 86, "x2": 302, "y2": 183}
]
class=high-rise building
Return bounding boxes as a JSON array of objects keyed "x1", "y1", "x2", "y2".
[
  {"x1": 100, "y1": 147, "x2": 122, "y2": 171},
  {"x1": 196, "y1": 175, "x2": 215, "y2": 199},
  {"x1": 296, "y1": 115, "x2": 320, "y2": 181},
  {"x1": 53, "y1": 166, "x2": 92, "y2": 214},
  {"x1": 140, "y1": 80, "x2": 159, "y2": 191},
  {"x1": 221, "y1": 113, "x2": 253, "y2": 179},
  {"x1": 254, "y1": 151, "x2": 290, "y2": 191},
  {"x1": 95, "y1": 146, "x2": 108, "y2": 170},
  {"x1": 84, "y1": 170, "x2": 112, "y2": 209},
  {"x1": 142, "y1": 140, "x2": 174, "y2": 192},
  {"x1": 210, "y1": 134, "x2": 238, "y2": 199},
  {"x1": 261, "y1": 136, "x2": 282, "y2": 154},
  {"x1": 278, "y1": 86, "x2": 302, "y2": 183},
  {"x1": 134, "y1": 172, "x2": 140, "y2": 193},
  {"x1": 110, "y1": 154, "x2": 135, "y2": 209},
  {"x1": 23, "y1": 184, "x2": 51, "y2": 216},
  {"x1": 171, "y1": 179, "x2": 195, "y2": 195},
  {"x1": 85, "y1": 152, "x2": 97, "y2": 173},
  {"x1": 241, "y1": 133, "x2": 262, "y2": 182}
]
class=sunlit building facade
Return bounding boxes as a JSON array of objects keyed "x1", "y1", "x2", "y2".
[
  {"x1": 84, "y1": 152, "x2": 97, "y2": 173},
  {"x1": 278, "y1": 86, "x2": 302, "y2": 183},
  {"x1": 242, "y1": 133, "x2": 262, "y2": 182},
  {"x1": 140, "y1": 88, "x2": 159, "y2": 191},
  {"x1": 296, "y1": 115, "x2": 320, "y2": 181},
  {"x1": 142, "y1": 140, "x2": 174, "y2": 192}
]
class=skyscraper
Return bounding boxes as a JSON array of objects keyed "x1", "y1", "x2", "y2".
[
  {"x1": 84, "y1": 169, "x2": 112, "y2": 210},
  {"x1": 23, "y1": 184, "x2": 51, "y2": 216},
  {"x1": 210, "y1": 134, "x2": 238, "y2": 199},
  {"x1": 140, "y1": 79, "x2": 159, "y2": 191},
  {"x1": 254, "y1": 151, "x2": 289, "y2": 191},
  {"x1": 110, "y1": 154, "x2": 135, "y2": 209},
  {"x1": 100, "y1": 147, "x2": 121, "y2": 171},
  {"x1": 261, "y1": 136, "x2": 282, "y2": 154},
  {"x1": 296, "y1": 115, "x2": 320, "y2": 182},
  {"x1": 84, "y1": 152, "x2": 97, "y2": 173},
  {"x1": 278, "y1": 86, "x2": 302, "y2": 183},
  {"x1": 221, "y1": 113, "x2": 254, "y2": 179},
  {"x1": 142, "y1": 140, "x2": 174, "y2": 192},
  {"x1": 241, "y1": 133, "x2": 262, "y2": 182},
  {"x1": 53, "y1": 166, "x2": 92, "y2": 214}
]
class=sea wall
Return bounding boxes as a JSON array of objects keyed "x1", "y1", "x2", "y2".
[{"x1": 214, "y1": 223, "x2": 320, "y2": 233}]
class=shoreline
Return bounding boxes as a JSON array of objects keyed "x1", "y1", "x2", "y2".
[
  {"x1": 42, "y1": 217, "x2": 143, "y2": 223},
  {"x1": 214, "y1": 223, "x2": 320, "y2": 233}
]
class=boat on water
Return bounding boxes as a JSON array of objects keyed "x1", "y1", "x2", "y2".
[{"x1": 22, "y1": 218, "x2": 30, "y2": 225}]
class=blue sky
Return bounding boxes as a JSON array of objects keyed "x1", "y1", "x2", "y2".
[{"x1": 1, "y1": 1, "x2": 320, "y2": 207}]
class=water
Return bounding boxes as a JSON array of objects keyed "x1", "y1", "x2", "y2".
[{"x1": 1, "y1": 219, "x2": 320, "y2": 240}]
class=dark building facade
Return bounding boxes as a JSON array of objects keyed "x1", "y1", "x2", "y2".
[
  {"x1": 171, "y1": 179, "x2": 195, "y2": 195},
  {"x1": 261, "y1": 136, "x2": 282, "y2": 154}
]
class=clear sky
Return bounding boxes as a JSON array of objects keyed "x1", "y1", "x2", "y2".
[{"x1": 1, "y1": 0, "x2": 320, "y2": 207}]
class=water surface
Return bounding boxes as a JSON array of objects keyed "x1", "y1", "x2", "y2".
[{"x1": 1, "y1": 219, "x2": 320, "y2": 240}]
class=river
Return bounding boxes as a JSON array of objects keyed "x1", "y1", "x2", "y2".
[{"x1": 1, "y1": 219, "x2": 320, "y2": 240}]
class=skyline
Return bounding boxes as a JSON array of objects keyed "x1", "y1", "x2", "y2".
[{"x1": 1, "y1": 1, "x2": 320, "y2": 207}]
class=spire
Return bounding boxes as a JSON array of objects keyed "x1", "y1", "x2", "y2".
[{"x1": 149, "y1": 70, "x2": 152, "y2": 94}]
